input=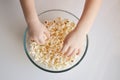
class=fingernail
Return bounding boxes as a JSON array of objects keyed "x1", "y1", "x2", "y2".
[{"x1": 64, "y1": 53, "x2": 68, "y2": 56}]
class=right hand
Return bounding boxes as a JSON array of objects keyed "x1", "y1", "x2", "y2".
[{"x1": 28, "y1": 20, "x2": 50, "y2": 45}]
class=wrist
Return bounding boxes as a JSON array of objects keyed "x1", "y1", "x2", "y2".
[
  {"x1": 27, "y1": 16, "x2": 39, "y2": 24},
  {"x1": 26, "y1": 13, "x2": 40, "y2": 23},
  {"x1": 26, "y1": 16, "x2": 40, "y2": 28},
  {"x1": 74, "y1": 24, "x2": 88, "y2": 35}
]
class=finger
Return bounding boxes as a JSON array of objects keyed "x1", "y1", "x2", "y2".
[
  {"x1": 44, "y1": 31, "x2": 50, "y2": 39},
  {"x1": 29, "y1": 37, "x2": 34, "y2": 41},
  {"x1": 61, "y1": 44, "x2": 69, "y2": 54},
  {"x1": 43, "y1": 34, "x2": 47, "y2": 40},
  {"x1": 74, "y1": 49, "x2": 79, "y2": 55},
  {"x1": 45, "y1": 29, "x2": 50, "y2": 33},
  {"x1": 68, "y1": 49, "x2": 77, "y2": 57},
  {"x1": 65, "y1": 47, "x2": 74, "y2": 56},
  {"x1": 34, "y1": 38, "x2": 40, "y2": 44},
  {"x1": 76, "y1": 49, "x2": 80, "y2": 55},
  {"x1": 38, "y1": 37, "x2": 45, "y2": 45}
]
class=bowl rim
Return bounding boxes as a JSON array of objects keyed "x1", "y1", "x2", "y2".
[
  {"x1": 23, "y1": 9, "x2": 89, "y2": 73},
  {"x1": 38, "y1": 9, "x2": 79, "y2": 20}
]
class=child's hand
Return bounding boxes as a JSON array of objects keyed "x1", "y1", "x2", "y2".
[
  {"x1": 61, "y1": 29, "x2": 86, "y2": 57},
  {"x1": 28, "y1": 20, "x2": 50, "y2": 45}
]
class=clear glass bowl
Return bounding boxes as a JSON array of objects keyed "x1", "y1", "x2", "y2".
[{"x1": 23, "y1": 9, "x2": 88, "y2": 73}]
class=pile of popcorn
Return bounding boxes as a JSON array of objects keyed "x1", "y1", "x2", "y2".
[{"x1": 29, "y1": 17, "x2": 78, "y2": 70}]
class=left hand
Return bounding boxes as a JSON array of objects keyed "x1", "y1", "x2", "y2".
[{"x1": 61, "y1": 29, "x2": 86, "y2": 57}]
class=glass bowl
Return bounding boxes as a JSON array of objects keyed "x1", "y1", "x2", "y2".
[{"x1": 23, "y1": 9, "x2": 88, "y2": 73}]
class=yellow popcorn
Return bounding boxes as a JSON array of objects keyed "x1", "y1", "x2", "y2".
[{"x1": 29, "y1": 17, "x2": 77, "y2": 70}]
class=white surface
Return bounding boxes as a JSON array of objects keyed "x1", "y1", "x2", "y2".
[{"x1": 0, "y1": 0, "x2": 120, "y2": 80}]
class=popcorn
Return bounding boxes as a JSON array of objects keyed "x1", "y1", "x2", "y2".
[{"x1": 29, "y1": 17, "x2": 78, "y2": 70}]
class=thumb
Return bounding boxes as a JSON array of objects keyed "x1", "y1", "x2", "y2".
[{"x1": 38, "y1": 37, "x2": 45, "y2": 45}]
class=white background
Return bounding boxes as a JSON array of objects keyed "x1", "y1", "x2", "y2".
[{"x1": 0, "y1": 0, "x2": 120, "y2": 80}]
